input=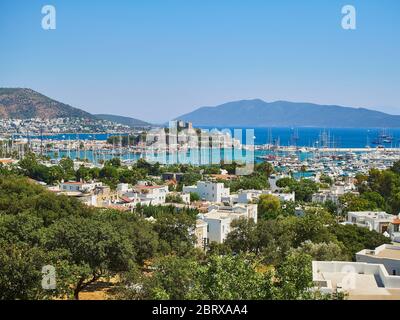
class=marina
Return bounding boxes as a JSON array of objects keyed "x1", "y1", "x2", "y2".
[{"x1": 2, "y1": 132, "x2": 400, "y2": 181}]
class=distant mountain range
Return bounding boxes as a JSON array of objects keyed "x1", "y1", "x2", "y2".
[
  {"x1": 0, "y1": 88, "x2": 94, "y2": 119},
  {"x1": 3, "y1": 88, "x2": 399, "y2": 128},
  {"x1": 95, "y1": 114, "x2": 151, "y2": 127},
  {"x1": 0, "y1": 88, "x2": 151, "y2": 127},
  {"x1": 175, "y1": 99, "x2": 400, "y2": 128}
]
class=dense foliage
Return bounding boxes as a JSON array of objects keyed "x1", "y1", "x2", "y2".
[
  {"x1": 0, "y1": 175, "x2": 196, "y2": 299},
  {"x1": 1, "y1": 159, "x2": 398, "y2": 300},
  {"x1": 276, "y1": 177, "x2": 319, "y2": 202}
]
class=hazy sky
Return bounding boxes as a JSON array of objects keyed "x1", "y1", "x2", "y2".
[{"x1": 0, "y1": 0, "x2": 399, "y2": 123}]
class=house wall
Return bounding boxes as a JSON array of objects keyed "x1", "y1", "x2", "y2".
[
  {"x1": 312, "y1": 261, "x2": 400, "y2": 290},
  {"x1": 195, "y1": 223, "x2": 208, "y2": 249},
  {"x1": 184, "y1": 182, "x2": 229, "y2": 203},
  {"x1": 356, "y1": 245, "x2": 400, "y2": 276},
  {"x1": 204, "y1": 217, "x2": 231, "y2": 243}
]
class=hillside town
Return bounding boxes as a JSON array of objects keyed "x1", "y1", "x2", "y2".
[
  {"x1": 0, "y1": 117, "x2": 133, "y2": 135},
  {"x1": 2, "y1": 137, "x2": 400, "y2": 300}
]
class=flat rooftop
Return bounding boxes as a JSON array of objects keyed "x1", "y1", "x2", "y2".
[
  {"x1": 316, "y1": 270, "x2": 400, "y2": 299},
  {"x1": 204, "y1": 210, "x2": 246, "y2": 221},
  {"x1": 204, "y1": 211, "x2": 232, "y2": 220},
  {"x1": 321, "y1": 271, "x2": 381, "y2": 291},
  {"x1": 349, "y1": 211, "x2": 395, "y2": 220},
  {"x1": 313, "y1": 260, "x2": 400, "y2": 300},
  {"x1": 366, "y1": 248, "x2": 400, "y2": 260}
]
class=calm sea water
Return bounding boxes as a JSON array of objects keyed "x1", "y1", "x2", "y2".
[
  {"x1": 25, "y1": 127, "x2": 400, "y2": 148},
  {"x1": 200, "y1": 127, "x2": 400, "y2": 148}
]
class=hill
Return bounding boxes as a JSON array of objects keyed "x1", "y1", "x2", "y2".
[
  {"x1": 175, "y1": 99, "x2": 400, "y2": 128},
  {"x1": 0, "y1": 88, "x2": 94, "y2": 119},
  {"x1": 95, "y1": 114, "x2": 151, "y2": 127}
]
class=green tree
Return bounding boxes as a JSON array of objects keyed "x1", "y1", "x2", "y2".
[
  {"x1": 324, "y1": 200, "x2": 339, "y2": 216},
  {"x1": 47, "y1": 165, "x2": 64, "y2": 184},
  {"x1": 106, "y1": 158, "x2": 121, "y2": 168},
  {"x1": 339, "y1": 193, "x2": 376, "y2": 213},
  {"x1": 140, "y1": 255, "x2": 200, "y2": 300},
  {"x1": 294, "y1": 241, "x2": 347, "y2": 261},
  {"x1": 0, "y1": 242, "x2": 49, "y2": 300},
  {"x1": 274, "y1": 251, "x2": 314, "y2": 300},
  {"x1": 76, "y1": 165, "x2": 92, "y2": 182},
  {"x1": 165, "y1": 194, "x2": 184, "y2": 204},
  {"x1": 190, "y1": 192, "x2": 200, "y2": 202},
  {"x1": 389, "y1": 191, "x2": 400, "y2": 215},
  {"x1": 361, "y1": 191, "x2": 386, "y2": 211},
  {"x1": 196, "y1": 254, "x2": 265, "y2": 300},
  {"x1": 225, "y1": 219, "x2": 295, "y2": 265},
  {"x1": 44, "y1": 216, "x2": 136, "y2": 299},
  {"x1": 276, "y1": 178, "x2": 318, "y2": 202},
  {"x1": 391, "y1": 160, "x2": 400, "y2": 175},
  {"x1": 258, "y1": 194, "x2": 281, "y2": 220},
  {"x1": 330, "y1": 224, "x2": 391, "y2": 260},
  {"x1": 181, "y1": 172, "x2": 202, "y2": 186},
  {"x1": 288, "y1": 212, "x2": 336, "y2": 247},
  {"x1": 255, "y1": 162, "x2": 274, "y2": 177},
  {"x1": 153, "y1": 212, "x2": 196, "y2": 256},
  {"x1": 319, "y1": 174, "x2": 333, "y2": 186}
]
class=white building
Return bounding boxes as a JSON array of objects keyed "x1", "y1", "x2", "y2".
[
  {"x1": 183, "y1": 181, "x2": 230, "y2": 203},
  {"x1": 60, "y1": 181, "x2": 103, "y2": 193},
  {"x1": 274, "y1": 192, "x2": 296, "y2": 202},
  {"x1": 76, "y1": 194, "x2": 98, "y2": 207},
  {"x1": 201, "y1": 204, "x2": 258, "y2": 244},
  {"x1": 194, "y1": 219, "x2": 208, "y2": 249},
  {"x1": 347, "y1": 211, "x2": 397, "y2": 234},
  {"x1": 356, "y1": 244, "x2": 400, "y2": 276},
  {"x1": 223, "y1": 189, "x2": 295, "y2": 205},
  {"x1": 117, "y1": 183, "x2": 130, "y2": 193},
  {"x1": 312, "y1": 260, "x2": 400, "y2": 299},
  {"x1": 389, "y1": 218, "x2": 400, "y2": 242},
  {"x1": 122, "y1": 185, "x2": 169, "y2": 206},
  {"x1": 312, "y1": 191, "x2": 340, "y2": 204},
  {"x1": 312, "y1": 185, "x2": 357, "y2": 204}
]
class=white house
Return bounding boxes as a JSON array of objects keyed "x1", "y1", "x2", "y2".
[
  {"x1": 389, "y1": 218, "x2": 400, "y2": 242},
  {"x1": 76, "y1": 194, "x2": 98, "y2": 207},
  {"x1": 274, "y1": 192, "x2": 296, "y2": 202},
  {"x1": 201, "y1": 204, "x2": 258, "y2": 244},
  {"x1": 117, "y1": 183, "x2": 130, "y2": 193},
  {"x1": 207, "y1": 203, "x2": 258, "y2": 223},
  {"x1": 122, "y1": 185, "x2": 169, "y2": 206},
  {"x1": 312, "y1": 185, "x2": 357, "y2": 204},
  {"x1": 347, "y1": 211, "x2": 397, "y2": 234},
  {"x1": 356, "y1": 244, "x2": 400, "y2": 276},
  {"x1": 312, "y1": 260, "x2": 400, "y2": 299},
  {"x1": 194, "y1": 219, "x2": 208, "y2": 249},
  {"x1": 60, "y1": 181, "x2": 103, "y2": 193},
  {"x1": 224, "y1": 189, "x2": 295, "y2": 205},
  {"x1": 183, "y1": 181, "x2": 230, "y2": 203}
]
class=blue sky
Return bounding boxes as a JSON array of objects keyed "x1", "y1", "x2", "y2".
[{"x1": 0, "y1": 0, "x2": 399, "y2": 123}]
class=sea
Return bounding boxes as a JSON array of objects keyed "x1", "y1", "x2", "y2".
[
  {"x1": 25, "y1": 127, "x2": 400, "y2": 148},
  {"x1": 199, "y1": 127, "x2": 400, "y2": 148},
  {"x1": 23, "y1": 127, "x2": 400, "y2": 165}
]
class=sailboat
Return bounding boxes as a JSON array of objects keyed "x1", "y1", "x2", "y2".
[{"x1": 372, "y1": 129, "x2": 393, "y2": 145}]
